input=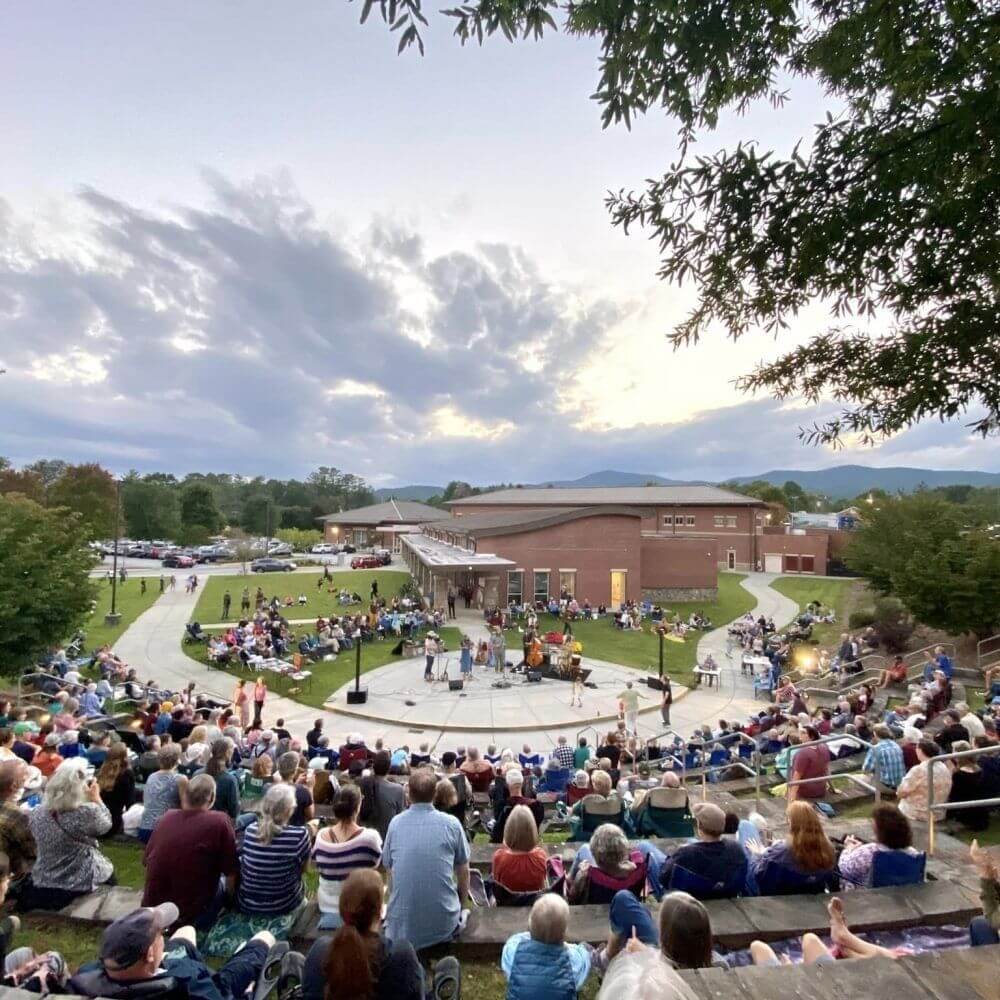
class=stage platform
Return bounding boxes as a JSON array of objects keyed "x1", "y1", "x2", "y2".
[{"x1": 325, "y1": 654, "x2": 685, "y2": 732}]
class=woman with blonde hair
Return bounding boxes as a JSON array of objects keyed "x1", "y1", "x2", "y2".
[
  {"x1": 233, "y1": 678, "x2": 250, "y2": 729},
  {"x1": 492, "y1": 804, "x2": 548, "y2": 893},
  {"x1": 746, "y1": 799, "x2": 838, "y2": 894},
  {"x1": 238, "y1": 783, "x2": 310, "y2": 916}
]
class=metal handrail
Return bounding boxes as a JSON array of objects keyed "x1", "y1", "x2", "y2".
[
  {"x1": 926, "y1": 743, "x2": 1000, "y2": 854},
  {"x1": 902, "y1": 642, "x2": 957, "y2": 671},
  {"x1": 782, "y1": 770, "x2": 879, "y2": 799},
  {"x1": 976, "y1": 633, "x2": 1000, "y2": 673}
]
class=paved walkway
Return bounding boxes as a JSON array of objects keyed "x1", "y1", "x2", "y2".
[{"x1": 109, "y1": 571, "x2": 799, "y2": 751}]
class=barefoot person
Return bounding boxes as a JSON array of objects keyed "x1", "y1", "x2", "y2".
[{"x1": 751, "y1": 897, "x2": 906, "y2": 967}]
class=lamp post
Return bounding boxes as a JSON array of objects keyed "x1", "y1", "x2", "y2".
[
  {"x1": 346, "y1": 628, "x2": 367, "y2": 704},
  {"x1": 106, "y1": 479, "x2": 122, "y2": 627},
  {"x1": 658, "y1": 626, "x2": 664, "y2": 681}
]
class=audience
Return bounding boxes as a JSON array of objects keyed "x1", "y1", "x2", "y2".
[
  {"x1": 200, "y1": 737, "x2": 241, "y2": 822},
  {"x1": 0, "y1": 761, "x2": 36, "y2": 898},
  {"x1": 359, "y1": 750, "x2": 405, "y2": 839},
  {"x1": 26, "y1": 760, "x2": 114, "y2": 910},
  {"x1": 238, "y1": 784, "x2": 311, "y2": 917},
  {"x1": 567, "y1": 823, "x2": 662, "y2": 905},
  {"x1": 96, "y1": 743, "x2": 136, "y2": 837},
  {"x1": 142, "y1": 773, "x2": 238, "y2": 929},
  {"x1": 838, "y1": 804, "x2": 920, "y2": 888},
  {"x1": 501, "y1": 894, "x2": 591, "y2": 999},
  {"x1": 745, "y1": 800, "x2": 838, "y2": 894},
  {"x1": 657, "y1": 802, "x2": 747, "y2": 899},
  {"x1": 492, "y1": 804, "x2": 548, "y2": 894},
  {"x1": 137, "y1": 744, "x2": 187, "y2": 843},
  {"x1": 383, "y1": 769, "x2": 470, "y2": 950},
  {"x1": 897, "y1": 739, "x2": 952, "y2": 823},
  {"x1": 313, "y1": 785, "x2": 383, "y2": 930}
]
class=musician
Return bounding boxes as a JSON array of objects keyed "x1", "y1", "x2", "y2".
[
  {"x1": 570, "y1": 654, "x2": 584, "y2": 708},
  {"x1": 423, "y1": 630, "x2": 440, "y2": 682},
  {"x1": 526, "y1": 633, "x2": 544, "y2": 672}
]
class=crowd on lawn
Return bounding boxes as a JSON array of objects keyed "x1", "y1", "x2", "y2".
[{"x1": 1, "y1": 642, "x2": 1000, "y2": 998}]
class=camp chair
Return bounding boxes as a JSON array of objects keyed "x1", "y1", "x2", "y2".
[
  {"x1": 684, "y1": 749, "x2": 703, "y2": 770},
  {"x1": 184, "y1": 621, "x2": 207, "y2": 644},
  {"x1": 635, "y1": 786, "x2": 695, "y2": 838},
  {"x1": 869, "y1": 849, "x2": 926, "y2": 888},
  {"x1": 539, "y1": 766, "x2": 571, "y2": 794},
  {"x1": 754, "y1": 860, "x2": 839, "y2": 897},
  {"x1": 666, "y1": 862, "x2": 747, "y2": 900},
  {"x1": 582, "y1": 849, "x2": 649, "y2": 904},
  {"x1": 569, "y1": 793, "x2": 627, "y2": 841},
  {"x1": 488, "y1": 878, "x2": 550, "y2": 908}
]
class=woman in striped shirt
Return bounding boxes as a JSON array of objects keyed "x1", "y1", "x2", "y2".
[
  {"x1": 238, "y1": 783, "x2": 311, "y2": 916},
  {"x1": 312, "y1": 784, "x2": 383, "y2": 930}
]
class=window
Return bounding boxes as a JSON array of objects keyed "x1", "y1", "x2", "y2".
[
  {"x1": 662, "y1": 515, "x2": 673, "y2": 526},
  {"x1": 785, "y1": 555, "x2": 800, "y2": 573},
  {"x1": 726, "y1": 516, "x2": 738, "y2": 529},
  {"x1": 533, "y1": 570, "x2": 550, "y2": 604},
  {"x1": 800, "y1": 555, "x2": 815, "y2": 574},
  {"x1": 353, "y1": 528, "x2": 367, "y2": 546},
  {"x1": 559, "y1": 570, "x2": 577, "y2": 597},
  {"x1": 508, "y1": 571, "x2": 524, "y2": 603},
  {"x1": 713, "y1": 515, "x2": 724, "y2": 528},
  {"x1": 685, "y1": 515, "x2": 696, "y2": 526}
]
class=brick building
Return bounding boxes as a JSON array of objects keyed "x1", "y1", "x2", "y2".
[{"x1": 318, "y1": 499, "x2": 441, "y2": 551}]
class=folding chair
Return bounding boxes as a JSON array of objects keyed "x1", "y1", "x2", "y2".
[
  {"x1": 666, "y1": 862, "x2": 748, "y2": 900},
  {"x1": 869, "y1": 850, "x2": 926, "y2": 888}
]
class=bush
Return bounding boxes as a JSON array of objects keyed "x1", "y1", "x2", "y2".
[
  {"x1": 397, "y1": 577, "x2": 423, "y2": 607},
  {"x1": 275, "y1": 528, "x2": 323, "y2": 550},
  {"x1": 848, "y1": 609, "x2": 876, "y2": 630},
  {"x1": 873, "y1": 596, "x2": 914, "y2": 653}
]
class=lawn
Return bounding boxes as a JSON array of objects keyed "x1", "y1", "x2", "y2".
[
  {"x1": 770, "y1": 576, "x2": 862, "y2": 649},
  {"x1": 84, "y1": 578, "x2": 164, "y2": 650},
  {"x1": 182, "y1": 569, "x2": 461, "y2": 708},
  {"x1": 533, "y1": 572, "x2": 755, "y2": 684}
]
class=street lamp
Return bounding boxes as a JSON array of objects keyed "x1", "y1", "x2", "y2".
[
  {"x1": 106, "y1": 479, "x2": 122, "y2": 627},
  {"x1": 346, "y1": 628, "x2": 368, "y2": 704}
]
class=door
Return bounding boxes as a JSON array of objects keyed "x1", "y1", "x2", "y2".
[
  {"x1": 727, "y1": 549, "x2": 736, "y2": 570},
  {"x1": 785, "y1": 555, "x2": 800, "y2": 573},
  {"x1": 559, "y1": 571, "x2": 576, "y2": 597},
  {"x1": 610, "y1": 571, "x2": 626, "y2": 606},
  {"x1": 764, "y1": 553, "x2": 782, "y2": 573}
]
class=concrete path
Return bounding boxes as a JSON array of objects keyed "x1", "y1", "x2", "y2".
[{"x1": 109, "y1": 571, "x2": 799, "y2": 752}]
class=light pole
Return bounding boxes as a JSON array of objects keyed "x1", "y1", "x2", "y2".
[
  {"x1": 347, "y1": 628, "x2": 367, "y2": 703},
  {"x1": 658, "y1": 626, "x2": 664, "y2": 681},
  {"x1": 106, "y1": 479, "x2": 122, "y2": 626}
]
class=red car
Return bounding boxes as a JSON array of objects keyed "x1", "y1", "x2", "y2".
[
  {"x1": 350, "y1": 554, "x2": 381, "y2": 569},
  {"x1": 162, "y1": 553, "x2": 195, "y2": 568}
]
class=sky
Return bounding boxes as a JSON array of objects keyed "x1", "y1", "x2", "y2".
[{"x1": 0, "y1": 2, "x2": 995, "y2": 487}]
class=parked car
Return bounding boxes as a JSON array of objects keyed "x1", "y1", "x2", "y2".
[
  {"x1": 127, "y1": 544, "x2": 151, "y2": 558},
  {"x1": 162, "y1": 553, "x2": 195, "y2": 568},
  {"x1": 251, "y1": 558, "x2": 297, "y2": 573},
  {"x1": 372, "y1": 548, "x2": 392, "y2": 566},
  {"x1": 340, "y1": 543, "x2": 356, "y2": 554},
  {"x1": 350, "y1": 554, "x2": 382, "y2": 570},
  {"x1": 311, "y1": 543, "x2": 336, "y2": 554},
  {"x1": 268, "y1": 541, "x2": 293, "y2": 556}
]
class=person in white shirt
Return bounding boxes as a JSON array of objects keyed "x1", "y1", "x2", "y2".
[
  {"x1": 424, "y1": 632, "x2": 440, "y2": 681},
  {"x1": 957, "y1": 703, "x2": 986, "y2": 740}
]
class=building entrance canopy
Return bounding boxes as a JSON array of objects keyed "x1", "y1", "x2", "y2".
[{"x1": 401, "y1": 533, "x2": 514, "y2": 570}]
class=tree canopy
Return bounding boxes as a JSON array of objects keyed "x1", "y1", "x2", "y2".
[
  {"x1": 366, "y1": 0, "x2": 999, "y2": 444},
  {"x1": 0, "y1": 494, "x2": 98, "y2": 671}
]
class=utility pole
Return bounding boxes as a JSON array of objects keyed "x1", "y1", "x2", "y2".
[{"x1": 106, "y1": 479, "x2": 122, "y2": 626}]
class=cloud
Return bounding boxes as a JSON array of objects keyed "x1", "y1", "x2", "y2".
[{"x1": 0, "y1": 173, "x2": 994, "y2": 484}]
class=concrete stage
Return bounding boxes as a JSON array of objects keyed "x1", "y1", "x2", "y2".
[{"x1": 325, "y1": 654, "x2": 686, "y2": 732}]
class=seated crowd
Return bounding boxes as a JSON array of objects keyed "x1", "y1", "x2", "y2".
[{"x1": 0, "y1": 630, "x2": 998, "y2": 999}]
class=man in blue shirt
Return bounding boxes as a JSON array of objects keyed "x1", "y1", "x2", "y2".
[
  {"x1": 79, "y1": 684, "x2": 104, "y2": 718},
  {"x1": 935, "y1": 646, "x2": 954, "y2": 680},
  {"x1": 862, "y1": 725, "x2": 906, "y2": 791},
  {"x1": 383, "y1": 769, "x2": 470, "y2": 950}
]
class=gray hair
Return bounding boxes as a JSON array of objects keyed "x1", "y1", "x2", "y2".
[
  {"x1": 158, "y1": 744, "x2": 182, "y2": 769},
  {"x1": 257, "y1": 783, "x2": 296, "y2": 845},
  {"x1": 43, "y1": 759, "x2": 89, "y2": 814},
  {"x1": 64, "y1": 696, "x2": 79, "y2": 713},
  {"x1": 186, "y1": 773, "x2": 217, "y2": 809},
  {"x1": 277, "y1": 751, "x2": 301, "y2": 781},
  {"x1": 528, "y1": 893, "x2": 568, "y2": 944},
  {"x1": 589, "y1": 823, "x2": 630, "y2": 871}
]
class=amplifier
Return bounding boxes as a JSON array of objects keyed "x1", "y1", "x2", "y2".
[
  {"x1": 346, "y1": 688, "x2": 368, "y2": 704},
  {"x1": 646, "y1": 676, "x2": 665, "y2": 691},
  {"x1": 448, "y1": 679, "x2": 464, "y2": 692},
  {"x1": 526, "y1": 671, "x2": 542, "y2": 683}
]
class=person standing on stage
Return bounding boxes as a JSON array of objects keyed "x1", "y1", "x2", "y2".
[
  {"x1": 447, "y1": 585, "x2": 457, "y2": 620},
  {"x1": 618, "y1": 681, "x2": 640, "y2": 736},
  {"x1": 571, "y1": 656, "x2": 584, "y2": 709},
  {"x1": 460, "y1": 636, "x2": 474, "y2": 680},
  {"x1": 424, "y1": 631, "x2": 439, "y2": 682},
  {"x1": 490, "y1": 628, "x2": 506, "y2": 674},
  {"x1": 661, "y1": 674, "x2": 673, "y2": 727}
]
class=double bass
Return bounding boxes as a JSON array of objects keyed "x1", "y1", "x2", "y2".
[{"x1": 527, "y1": 634, "x2": 544, "y2": 669}]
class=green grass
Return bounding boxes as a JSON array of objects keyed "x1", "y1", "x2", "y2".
[
  {"x1": 770, "y1": 576, "x2": 862, "y2": 648},
  {"x1": 533, "y1": 573, "x2": 754, "y2": 684},
  {"x1": 84, "y1": 579, "x2": 163, "y2": 650},
  {"x1": 189, "y1": 570, "x2": 413, "y2": 625},
  {"x1": 182, "y1": 573, "x2": 463, "y2": 708}
]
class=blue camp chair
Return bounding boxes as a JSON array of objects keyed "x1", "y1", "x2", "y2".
[
  {"x1": 684, "y1": 749, "x2": 703, "y2": 770},
  {"x1": 666, "y1": 862, "x2": 748, "y2": 901},
  {"x1": 753, "y1": 860, "x2": 839, "y2": 897},
  {"x1": 869, "y1": 850, "x2": 926, "y2": 888},
  {"x1": 738, "y1": 742, "x2": 754, "y2": 761},
  {"x1": 539, "y1": 767, "x2": 571, "y2": 795}
]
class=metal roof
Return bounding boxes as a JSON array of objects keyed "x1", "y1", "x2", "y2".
[
  {"x1": 445, "y1": 485, "x2": 764, "y2": 507},
  {"x1": 400, "y1": 532, "x2": 515, "y2": 569},
  {"x1": 425, "y1": 506, "x2": 645, "y2": 537},
  {"x1": 317, "y1": 500, "x2": 442, "y2": 526}
]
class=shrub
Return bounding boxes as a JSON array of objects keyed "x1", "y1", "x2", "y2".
[
  {"x1": 873, "y1": 596, "x2": 914, "y2": 653},
  {"x1": 848, "y1": 609, "x2": 876, "y2": 630}
]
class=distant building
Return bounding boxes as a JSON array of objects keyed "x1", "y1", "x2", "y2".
[{"x1": 318, "y1": 499, "x2": 441, "y2": 551}]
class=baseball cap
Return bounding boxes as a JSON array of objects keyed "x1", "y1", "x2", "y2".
[
  {"x1": 44, "y1": 732, "x2": 61, "y2": 748},
  {"x1": 100, "y1": 903, "x2": 179, "y2": 970},
  {"x1": 691, "y1": 801, "x2": 726, "y2": 836}
]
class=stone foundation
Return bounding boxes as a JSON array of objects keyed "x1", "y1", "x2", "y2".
[{"x1": 642, "y1": 586, "x2": 718, "y2": 603}]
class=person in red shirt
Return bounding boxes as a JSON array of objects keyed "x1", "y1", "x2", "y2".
[
  {"x1": 492, "y1": 804, "x2": 548, "y2": 893},
  {"x1": 788, "y1": 725, "x2": 831, "y2": 801},
  {"x1": 143, "y1": 774, "x2": 238, "y2": 928},
  {"x1": 33, "y1": 733, "x2": 64, "y2": 778}
]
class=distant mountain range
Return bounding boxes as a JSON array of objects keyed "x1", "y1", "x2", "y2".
[
  {"x1": 374, "y1": 465, "x2": 1000, "y2": 502},
  {"x1": 729, "y1": 465, "x2": 1000, "y2": 497}
]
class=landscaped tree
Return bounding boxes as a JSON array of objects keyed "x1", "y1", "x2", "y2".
[
  {"x1": 0, "y1": 463, "x2": 46, "y2": 503},
  {"x1": 180, "y1": 482, "x2": 224, "y2": 535},
  {"x1": 47, "y1": 463, "x2": 117, "y2": 539},
  {"x1": 0, "y1": 494, "x2": 98, "y2": 672},
  {"x1": 241, "y1": 494, "x2": 279, "y2": 536},
  {"x1": 847, "y1": 495, "x2": 1000, "y2": 637},
  {"x1": 121, "y1": 478, "x2": 181, "y2": 540},
  {"x1": 365, "y1": 0, "x2": 998, "y2": 444}
]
